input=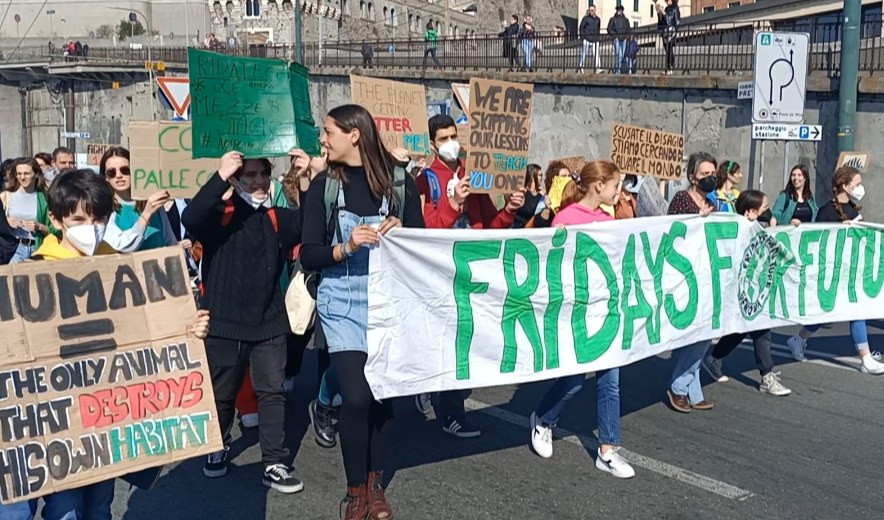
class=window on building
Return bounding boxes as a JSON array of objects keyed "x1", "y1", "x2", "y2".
[
  {"x1": 368, "y1": 2, "x2": 374, "y2": 20},
  {"x1": 633, "y1": 0, "x2": 639, "y2": 12},
  {"x1": 703, "y1": 6, "x2": 715, "y2": 12},
  {"x1": 408, "y1": 13, "x2": 413, "y2": 31},
  {"x1": 616, "y1": 0, "x2": 622, "y2": 7},
  {"x1": 650, "y1": 4, "x2": 654, "y2": 17},
  {"x1": 342, "y1": 0, "x2": 349, "y2": 15},
  {"x1": 633, "y1": 21, "x2": 638, "y2": 27},
  {"x1": 416, "y1": 15, "x2": 421, "y2": 30},
  {"x1": 728, "y1": 1, "x2": 741, "y2": 6},
  {"x1": 245, "y1": 0, "x2": 261, "y2": 18},
  {"x1": 360, "y1": 0, "x2": 366, "y2": 18},
  {"x1": 383, "y1": 6, "x2": 388, "y2": 25},
  {"x1": 391, "y1": 8, "x2": 396, "y2": 26}
]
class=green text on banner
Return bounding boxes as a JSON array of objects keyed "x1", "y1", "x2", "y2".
[{"x1": 365, "y1": 216, "x2": 884, "y2": 399}]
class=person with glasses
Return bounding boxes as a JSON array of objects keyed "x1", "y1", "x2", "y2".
[
  {"x1": 0, "y1": 158, "x2": 55, "y2": 263},
  {"x1": 99, "y1": 146, "x2": 177, "y2": 252}
]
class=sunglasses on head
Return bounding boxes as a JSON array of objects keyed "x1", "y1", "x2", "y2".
[{"x1": 105, "y1": 166, "x2": 131, "y2": 178}]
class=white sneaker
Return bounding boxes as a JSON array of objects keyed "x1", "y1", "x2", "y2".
[
  {"x1": 595, "y1": 447, "x2": 635, "y2": 479},
  {"x1": 760, "y1": 372, "x2": 792, "y2": 396},
  {"x1": 861, "y1": 355, "x2": 884, "y2": 375},
  {"x1": 529, "y1": 412, "x2": 553, "y2": 459},
  {"x1": 241, "y1": 412, "x2": 259, "y2": 429},
  {"x1": 787, "y1": 335, "x2": 807, "y2": 362}
]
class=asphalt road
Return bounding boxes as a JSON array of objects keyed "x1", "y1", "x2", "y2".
[{"x1": 89, "y1": 322, "x2": 883, "y2": 520}]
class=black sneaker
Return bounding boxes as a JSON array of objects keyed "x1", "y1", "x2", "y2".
[
  {"x1": 309, "y1": 399, "x2": 337, "y2": 449},
  {"x1": 442, "y1": 416, "x2": 481, "y2": 438},
  {"x1": 203, "y1": 446, "x2": 229, "y2": 478},
  {"x1": 262, "y1": 464, "x2": 304, "y2": 494}
]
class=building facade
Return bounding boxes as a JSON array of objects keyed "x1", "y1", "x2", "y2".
[{"x1": 691, "y1": 0, "x2": 753, "y2": 15}]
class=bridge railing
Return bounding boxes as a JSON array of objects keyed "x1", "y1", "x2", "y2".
[{"x1": 5, "y1": 17, "x2": 884, "y2": 75}]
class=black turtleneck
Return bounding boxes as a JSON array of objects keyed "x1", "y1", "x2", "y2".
[{"x1": 300, "y1": 166, "x2": 424, "y2": 271}]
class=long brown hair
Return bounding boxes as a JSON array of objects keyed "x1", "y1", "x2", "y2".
[
  {"x1": 326, "y1": 104, "x2": 397, "y2": 209},
  {"x1": 100, "y1": 146, "x2": 146, "y2": 214},
  {"x1": 281, "y1": 164, "x2": 303, "y2": 207},
  {"x1": 560, "y1": 160, "x2": 620, "y2": 209},
  {"x1": 783, "y1": 164, "x2": 813, "y2": 202},
  {"x1": 832, "y1": 165, "x2": 861, "y2": 222},
  {"x1": 6, "y1": 157, "x2": 48, "y2": 193}
]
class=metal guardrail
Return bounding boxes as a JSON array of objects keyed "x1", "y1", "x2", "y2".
[{"x1": 4, "y1": 17, "x2": 884, "y2": 75}]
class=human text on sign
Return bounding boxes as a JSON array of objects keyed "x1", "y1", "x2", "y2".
[{"x1": 0, "y1": 248, "x2": 222, "y2": 503}]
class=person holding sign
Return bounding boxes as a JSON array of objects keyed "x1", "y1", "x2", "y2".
[
  {"x1": 785, "y1": 166, "x2": 884, "y2": 375},
  {"x1": 99, "y1": 147, "x2": 178, "y2": 252},
  {"x1": 666, "y1": 152, "x2": 717, "y2": 413},
  {"x1": 528, "y1": 160, "x2": 635, "y2": 479},
  {"x1": 0, "y1": 169, "x2": 212, "y2": 520},
  {"x1": 182, "y1": 151, "x2": 306, "y2": 493},
  {"x1": 299, "y1": 104, "x2": 424, "y2": 520},
  {"x1": 1, "y1": 158, "x2": 55, "y2": 263}
]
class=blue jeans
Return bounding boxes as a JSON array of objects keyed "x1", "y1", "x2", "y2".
[
  {"x1": 613, "y1": 38, "x2": 626, "y2": 73},
  {"x1": 578, "y1": 40, "x2": 598, "y2": 69},
  {"x1": 624, "y1": 57, "x2": 636, "y2": 74},
  {"x1": 318, "y1": 365, "x2": 339, "y2": 406},
  {"x1": 804, "y1": 321, "x2": 868, "y2": 350},
  {"x1": 535, "y1": 368, "x2": 621, "y2": 445},
  {"x1": 0, "y1": 480, "x2": 115, "y2": 520},
  {"x1": 9, "y1": 242, "x2": 34, "y2": 264},
  {"x1": 521, "y1": 39, "x2": 534, "y2": 69},
  {"x1": 670, "y1": 341, "x2": 710, "y2": 404}
]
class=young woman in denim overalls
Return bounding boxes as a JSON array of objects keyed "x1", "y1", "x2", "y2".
[{"x1": 300, "y1": 105, "x2": 424, "y2": 520}]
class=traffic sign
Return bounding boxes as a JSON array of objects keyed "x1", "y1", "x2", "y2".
[
  {"x1": 60, "y1": 131, "x2": 91, "y2": 139},
  {"x1": 737, "y1": 81, "x2": 753, "y2": 100},
  {"x1": 156, "y1": 77, "x2": 192, "y2": 119},
  {"x1": 752, "y1": 123, "x2": 822, "y2": 141},
  {"x1": 752, "y1": 32, "x2": 809, "y2": 124}
]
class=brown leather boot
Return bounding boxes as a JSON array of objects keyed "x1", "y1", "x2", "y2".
[
  {"x1": 340, "y1": 484, "x2": 369, "y2": 520},
  {"x1": 367, "y1": 471, "x2": 393, "y2": 520}
]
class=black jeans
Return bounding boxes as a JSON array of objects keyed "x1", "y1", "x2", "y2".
[
  {"x1": 423, "y1": 47, "x2": 441, "y2": 67},
  {"x1": 207, "y1": 335, "x2": 289, "y2": 465},
  {"x1": 333, "y1": 351, "x2": 394, "y2": 488},
  {"x1": 433, "y1": 390, "x2": 466, "y2": 421},
  {"x1": 664, "y1": 40, "x2": 676, "y2": 69},
  {"x1": 711, "y1": 329, "x2": 774, "y2": 376}
]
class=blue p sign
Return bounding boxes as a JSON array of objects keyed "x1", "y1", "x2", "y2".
[{"x1": 799, "y1": 126, "x2": 809, "y2": 139}]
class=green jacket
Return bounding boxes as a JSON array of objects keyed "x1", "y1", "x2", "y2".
[
  {"x1": 771, "y1": 191, "x2": 819, "y2": 224},
  {"x1": 425, "y1": 29, "x2": 439, "y2": 49}
]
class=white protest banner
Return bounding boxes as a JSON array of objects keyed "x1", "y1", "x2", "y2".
[
  {"x1": 0, "y1": 248, "x2": 222, "y2": 503},
  {"x1": 365, "y1": 216, "x2": 884, "y2": 399}
]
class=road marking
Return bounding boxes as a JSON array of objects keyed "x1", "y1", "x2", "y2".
[{"x1": 463, "y1": 397, "x2": 754, "y2": 501}]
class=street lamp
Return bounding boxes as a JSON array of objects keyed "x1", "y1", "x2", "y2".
[
  {"x1": 46, "y1": 9, "x2": 56, "y2": 38},
  {"x1": 107, "y1": 6, "x2": 155, "y2": 119}
]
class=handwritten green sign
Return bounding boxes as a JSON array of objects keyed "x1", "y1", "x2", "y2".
[{"x1": 188, "y1": 48, "x2": 321, "y2": 159}]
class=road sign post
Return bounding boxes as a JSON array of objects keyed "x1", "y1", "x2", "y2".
[{"x1": 752, "y1": 32, "x2": 810, "y2": 124}]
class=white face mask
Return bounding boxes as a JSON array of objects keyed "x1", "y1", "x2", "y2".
[
  {"x1": 849, "y1": 184, "x2": 865, "y2": 203},
  {"x1": 437, "y1": 140, "x2": 461, "y2": 162},
  {"x1": 233, "y1": 180, "x2": 271, "y2": 209},
  {"x1": 65, "y1": 224, "x2": 106, "y2": 256}
]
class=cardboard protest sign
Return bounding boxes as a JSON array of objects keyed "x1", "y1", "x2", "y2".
[
  {"x1": 610, "y1": 123, "x2": 684, "y2": 180},
  {"x1": 0, "y1": 248, "x2": 222, "y2": 503},
  {"x1": 837, "y1": 151, "x2": 871, "y2": 172},
  {"x1": 188, "y1": 48, "x2": 320, "y2": 159},
  {"x1": 365, "y1": 217, "x2": 884, "y2": 399},
  {"x1": 129, "y1": 121, "x2": 219, "y2": 200},
  {"x1": 452, "y1": 83, "x2": 471, "y2": 115},
  {"x1": 85, "y1": 144, "x2": 112, "y2": 166},
  {"x1": 350, "y1": 75, "x2": 430, "y2": 156},
  {"x1": 466, "y1": 78, "x2": 534, "y2": 195}
]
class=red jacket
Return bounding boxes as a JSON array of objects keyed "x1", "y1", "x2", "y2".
[{"x1": 416, "y1": 156, "x2": 515, "y2": 230}]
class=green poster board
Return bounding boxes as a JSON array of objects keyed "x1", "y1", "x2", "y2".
[{"x1": 188, "y1": 48, "x2": 321, "y2": 158}]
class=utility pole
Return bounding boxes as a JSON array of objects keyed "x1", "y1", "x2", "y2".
[
  {"x1": 444, "y1": 0, "x2": 450, "y2": 37},
  {"x1": 837, "y1": 0, "x2": 861, "y2": 154}
]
